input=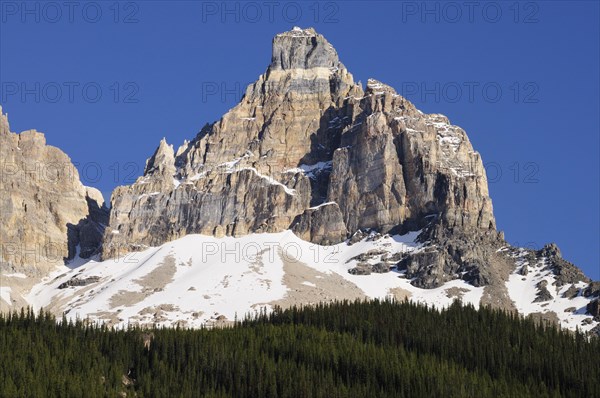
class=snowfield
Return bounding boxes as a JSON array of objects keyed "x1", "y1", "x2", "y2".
[{"x1": 25, "y1": 230, "x2": 598, "y2": 332}]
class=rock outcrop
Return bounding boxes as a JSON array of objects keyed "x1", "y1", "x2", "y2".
[
  {"x1": 396, "y1": 222, "x2": 508, "y2": 289},
  {"x1": 58, "y1": 275, "x2": 101, "y2": 289},
  {"x1": 587, "y1": 299, "x2": 600, "y2": 320},
  {"x1": 584, "y1": 282, "x2": 600, "y2": 298},
  {"x1": 96, "y1": 26, "x2": 596, "y2": 318},
  {"x1": 290, "y1": 202, "x2": 347, "y2": 245},
  {"x1": 537, "y1": 243, "x2": 590, "y2": 286},
  {"x1": 2, "y1": 28, "x2": 596, "y2": 334},
  {"x1": 533, "y1": 280, "x2": 554, "y2": 303},
  {"x1": 103, "y1": 27, "x2": 495, "y2": 261},
  {"x1": 0, "y1": 106, "x2": 107, "y2": 308}
]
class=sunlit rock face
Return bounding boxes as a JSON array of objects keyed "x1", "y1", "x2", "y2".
[
  {"x1": 4, "y1": 28, "x2": 597, "y2": 332},
  {"x1": 0, "y1": 107, "x2": 107, "y2": 309},
  {"x1": 103, "y1": 27, "x2": 495, "y2": 260}
]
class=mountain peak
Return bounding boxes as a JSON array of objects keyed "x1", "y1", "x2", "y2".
[
  {"x1": 2, "y1": 27, "x2": 597, "y2": 336},
  {"x1": 270, "y1": 27, "x2": 340, "y2": 70},
  {"x1": 276, "y1": 26, "x2": 318, "y2": 37}
]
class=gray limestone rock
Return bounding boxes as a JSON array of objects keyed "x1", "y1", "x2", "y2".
[
  {"x1": 348, "y1": 263, "x2": 372, "y2": 276},
  {"x1": 346, "y1": 249, "x2": 388, "y2": 264},
  {"x1": 533, "y1": 280, "x2": 554, "y2": 303},
  {"x1": 97, "y1": 28, "x2": 596, "y2": 305},
  {"x1": 0, "y1": 107, "x2": 105, "y2": 310},
  {"x1": 0, "y1": 107, "x2": 105, "y2": 274},
  {"x1": 347, "y1": 261, "x2": 391, "y2": 275},
  {"x1": 290, "y1": 202, "x2": 347, "y2": 245},
  {"x1": 371, "y1": 262, "x2": 390, "y2": 274},
  {"x1": 583, "y1": 282, "x2": 600, "y2": 298},
  {"x1": 347, "y1": 230, "x2": 368, "y2": 245},
  {"x1": 519, "y1": 265, "x2": 529, "y2": 276},
  {"x1": 562, "y1": 284, "x2": 580, "y2": 299},
  {"x1": 397, "y1": 222, "x2": 505, "y2": 289},
  {"x1": 2, "y1": 28, "x2": 598, "y2": 327},
  {"x1": 58, "y1": 276, "x2": 101, "y2": 289},
  {"x1": 270, "y1": 27, "x2": 340, "y2": 70},
  {"x1": 103, "y1": 28, "x2": 496, "y2": 263},
  {"x1": 538, "y1": 244, "x2": 590, "y2": 286},
  {"x1": 587, "y1": 299, "x2": 600, "y2": 318}
]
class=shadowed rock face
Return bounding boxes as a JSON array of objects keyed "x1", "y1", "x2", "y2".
[
  {"x1": 103, "y1": 27, "x2": 496, "y2": 260},
  {"x1": 397, "y1": 222, "x2": 508, "y2": 289},
  {"x1": 66, "y1": 192, "x2": 110, "y2": 260},
  {"x1": 0, "y1": 107, "x2": 107, "y2": 277}
]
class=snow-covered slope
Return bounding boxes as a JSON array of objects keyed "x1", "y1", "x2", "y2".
[
  {"x1": 505, "y1": 248, "x2": 598, "y2": 333},
  {"x1": 26, "y1": 231, "x2": 598, "y2": 333}
]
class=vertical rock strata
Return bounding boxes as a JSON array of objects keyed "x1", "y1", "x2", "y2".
[
  {"x1": 104, "y1": 27, "x2": 496, "y2": 263},
  {"x1": 0, "y1": 107, "x2": 107, "y2": 276},
  {"x1": 2, "y1": 28, "x2": 596, "y2": 323}
]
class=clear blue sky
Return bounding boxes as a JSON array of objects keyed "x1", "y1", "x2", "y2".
[{"x1": 1, "y1": 1, "x2": 598, "y2": 279}]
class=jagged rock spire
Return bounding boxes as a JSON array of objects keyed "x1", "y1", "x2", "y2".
[{"x1": 145, "y1": 138, "x2": 175, "y2": 176}]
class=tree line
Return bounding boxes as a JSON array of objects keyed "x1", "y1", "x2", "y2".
[{"x1": 0, "y1": 300, "x2": 598, "y2": 397}]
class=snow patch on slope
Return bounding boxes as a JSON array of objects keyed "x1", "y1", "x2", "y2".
[
  {"x1": 28, "y1": 230, "x2": 482, "y2": 328},
  {"x1": 27, "y1": 231, "x2": 595, "y2": 332},
  {"x1": 506, "y1": 253, "x2": 597, "y2": 333},
  {"x1": 0, "y1": 287, "x2": 11, "y2": 304}
]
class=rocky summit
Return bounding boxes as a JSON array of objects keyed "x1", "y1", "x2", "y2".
[
  {"x1": 104, "y1": 27, "x2": 494, "y2": 258},
  {"x1": 1, "y1": 28, "x2": 598, "y2": 334}
]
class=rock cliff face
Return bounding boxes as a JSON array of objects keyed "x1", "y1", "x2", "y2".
[
  {"x1": 0, "y1": 106, "x2": 107, "y2": 307},
  {"x1": 4, "y1": 28, "x2": 597, "y2": 333},
  {"x1": 104, "y1": 27, "x2": 495, "y2": 261}
]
